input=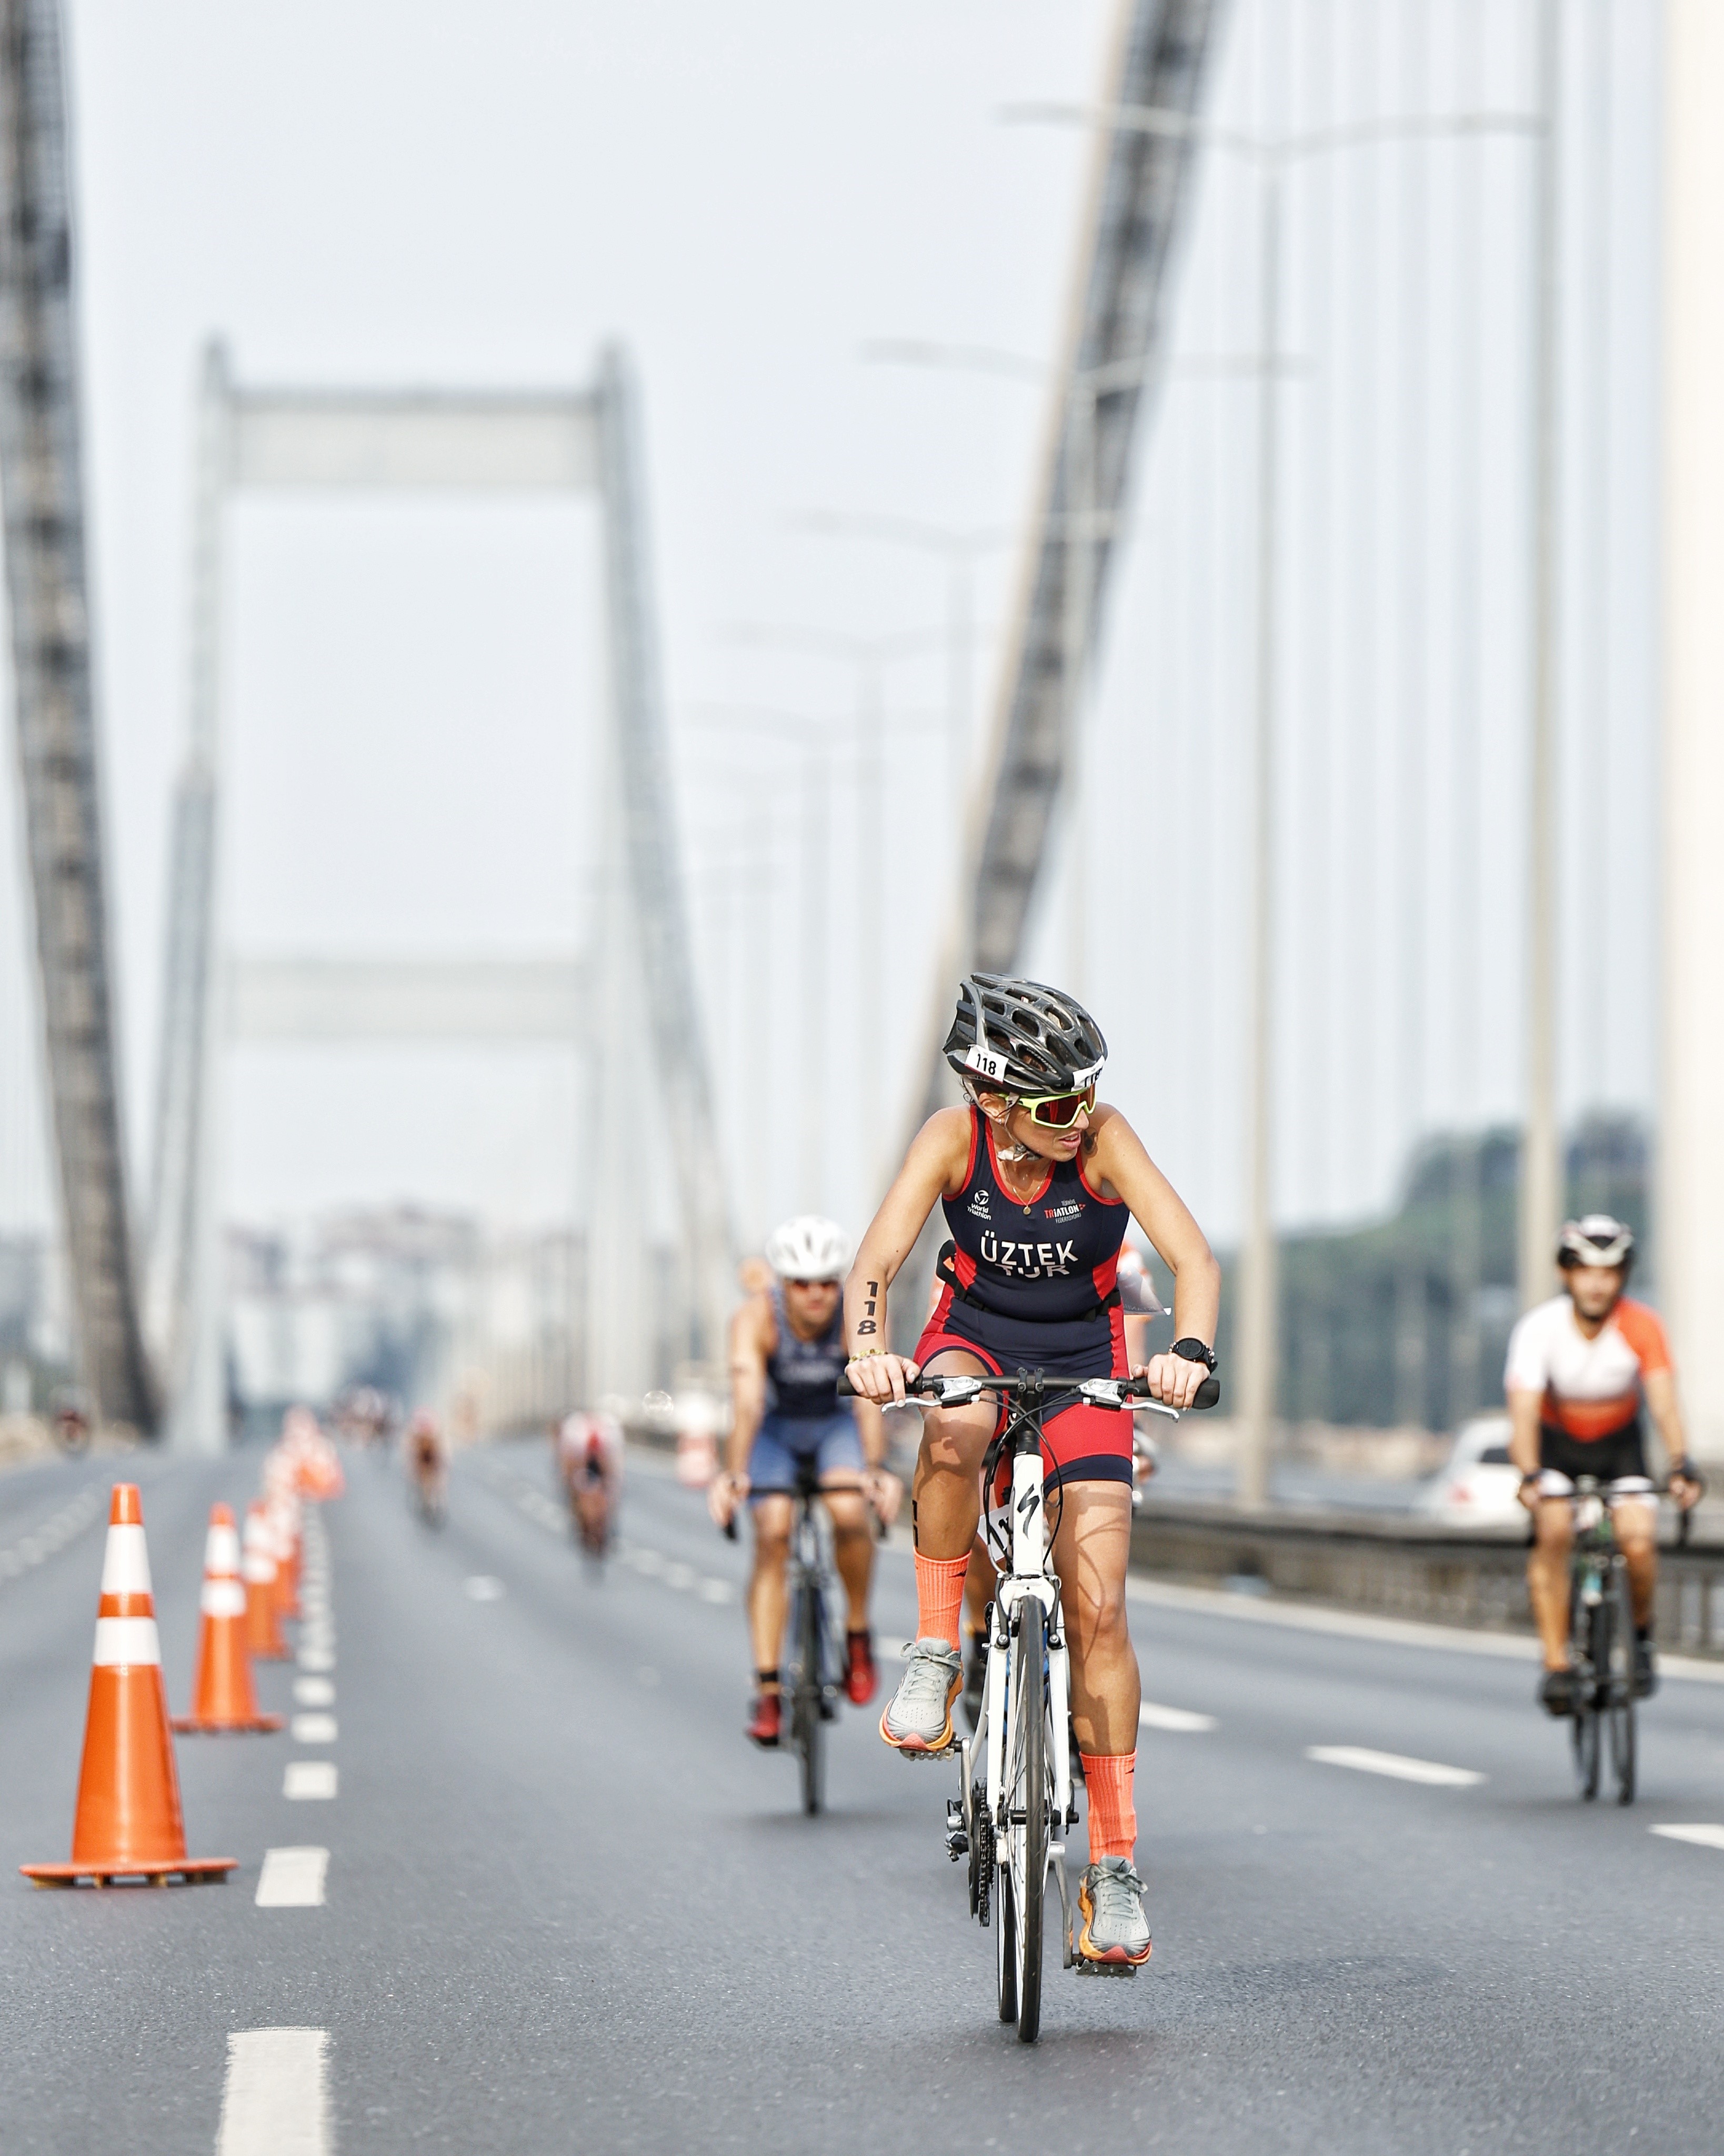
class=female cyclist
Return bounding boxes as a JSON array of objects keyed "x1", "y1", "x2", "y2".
[{"x1": 844, "y1": 974, "x2": 1220, "y2": 1967}]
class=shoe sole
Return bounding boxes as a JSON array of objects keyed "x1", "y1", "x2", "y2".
[
  {"x1": 879, "y1": 1671, "x2": 961, "y2": 1755},
  {"x1": 1077, "y1": 1883, "x2": 1152, "y2": 1969}
]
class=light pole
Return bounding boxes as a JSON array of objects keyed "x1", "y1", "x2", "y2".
[
  {"x1": 1010, "y1": 94, "x2": 1541, "y2": 1508},
  {"x1": 721, "y1": 623, "x2": 944, "y2": 1190},
  {"x1": 683, "y1": 837, "x2": 780, "y2": 1246},
  {"x1": 860, "y1": 341, "x2": 1162, "y2": 1003},
  {"x1": 789, "y1": 511, "x2": 1009, "y2": 807},
  {"x1": 683, "y1": 706, "x2": 843, "y2": 1213}
]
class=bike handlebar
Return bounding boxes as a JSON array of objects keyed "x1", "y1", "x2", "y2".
[{"x1": 837, "y1": 1368, "x2": 1220, "y2": 1413}]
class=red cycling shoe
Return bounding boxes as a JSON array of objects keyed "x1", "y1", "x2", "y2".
[
  {"x1": 746, "y1": 1690, "x2": 782, "y2": 1748},
  {"x1": 845, "y1": 1630, "x2": 877, "y2": 1707}
]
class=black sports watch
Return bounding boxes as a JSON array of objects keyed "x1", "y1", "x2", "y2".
[{"x1": 1170, "y1": 1337, "x2": 1217, "y2": 1373}]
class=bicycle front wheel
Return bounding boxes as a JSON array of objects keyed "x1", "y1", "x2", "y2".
[
  {"x1": 1608, "y1": 1565, "x2": 1637, "y2": 1805},
  {"x1": 1571, "y1": 1598, "x2": 1602, "y2": 1801},
  {"x1": 793, "y1": 1582, "x2": 825, "y2": 1816},
  {"x1": 1011, "y1": 1604, "x2": 1048, "y2": 2043}
]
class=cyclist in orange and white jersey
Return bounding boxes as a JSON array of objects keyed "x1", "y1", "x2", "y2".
[{"x1": 1506, "y1": 1215, "x2": 1702, "y2": 1714}]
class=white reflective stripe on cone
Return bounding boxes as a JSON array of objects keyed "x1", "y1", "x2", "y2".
[
  {"x1": 93, "y1": 1616, "x2": 162, "y2": 1665},
  {"x1": 206, "y1": 1525, "x2": 242, "y2": 1573},
  {"x1": 99, "y1": 1524, "x2": 153, "y2": 1598},
  {"x1": 202, "y1": 1580, "x2": 248, "y2": 1619},
  {"x1": 244, "y1": 1556, "x2": 276, "y2": 1583}
]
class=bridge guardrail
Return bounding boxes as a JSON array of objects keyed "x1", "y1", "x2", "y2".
[{"x1": 1129, "y1": 1498, "x2": 1724, "y2": 1659}]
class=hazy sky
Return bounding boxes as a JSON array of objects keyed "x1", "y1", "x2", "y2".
[
  {"x1": 0, "y1": 0, "x2": 1112, "y2": 1240},
  {"x1": 0, "y1": 0, "x2": 1664, "y2": 1262}
]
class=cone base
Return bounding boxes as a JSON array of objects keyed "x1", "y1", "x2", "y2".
[
  {"x1": 171, "y1": 1713, "x2": 285, "y2": 1734},
  {"x1": 21, "y1": 1857, "x2": 236, "y2": 1888}
]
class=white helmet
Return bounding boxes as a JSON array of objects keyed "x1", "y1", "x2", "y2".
[
  {"x1": 764, "y1": 1215, "x2": 850, "y2": 1282},
  {"x1": 1557, "y1": 1214, "x2": 1636, "y2": 1272}
]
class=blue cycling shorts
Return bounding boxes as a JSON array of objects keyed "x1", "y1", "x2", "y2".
[{"x1": 747, "y1": 1411, "x2": 864, "y2": 1499}]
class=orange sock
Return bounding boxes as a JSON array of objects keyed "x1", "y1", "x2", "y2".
[
  {"x1": 1080, "y1": 1751, "x2": 1137, "y2": 1862},
  {"x1": 914, "y1": 1551, "x2": 969, "y2": 1647}
]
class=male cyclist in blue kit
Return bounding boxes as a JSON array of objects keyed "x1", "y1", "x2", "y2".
[
  {"x1": 846, "y1": 975, "x2": 1220, "y2": 1968},
  {"x1": 709, "y1": 1216, "x2": 901, "y2": 1748}
]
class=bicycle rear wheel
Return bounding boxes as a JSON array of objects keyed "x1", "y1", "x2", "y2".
[
  {"x1": 1011, "y1": 1605, "x2": 1048, "y2": 2043},
  {"x1": 1608, "y1": 1565, "x2": 1637, "y2": 1805},
  {"x1": 995, "y1": 1864, "x2": 1018, "y2": 2023}
]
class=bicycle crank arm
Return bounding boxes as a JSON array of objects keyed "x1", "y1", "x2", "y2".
[{"x1": 1053, "y1": 1855, "x2": 1074, "y2": 1968}]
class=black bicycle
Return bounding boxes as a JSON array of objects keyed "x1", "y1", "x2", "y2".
[
  {"x1": 726, "y1": 1459, "x2": 844, "y2": 1815},
  {"x1": 1561, "y1": 1473, "x2": 1693, "y2": 1805}
]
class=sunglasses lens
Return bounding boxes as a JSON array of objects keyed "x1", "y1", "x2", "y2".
[{"x1": 1031, "y1": 1087, "x2": 1092, "y2": 1127}]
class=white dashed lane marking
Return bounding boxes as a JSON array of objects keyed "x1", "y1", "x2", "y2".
[
  {"x1": 217, "y1": 2029, "x2": 330, "y2": 2156},
  {"x1": 1306, "y1": 1745, "x2": 1484, "y2": 1788},
  {"x1": 1651, "y1": 1823, "x2": 1724, "y2": 1851},
  {"x1": 256, "y1": 1847, "x2": 329, "y2": 1908},
  {"x1": 465, "y1": 1575, "x2": 505, "y2": 1602},
  {"x1": 1139, "y1": 1701, "x2": 1218, "y2": 1732},
  {"x1": 0, "y1": 1483, "x2": 104, "y2": 1584},
  {"x1": 294, "y1": 1678, "x2": 335, "y2": 1708},
  {"x1": 477, "y1": 1461, "x2": 740, "y2": 1605},
  {"x1": 291, "y1": 1714, "x2": 338, "y2": 1744},
  {"x1": 284, "y1": 1761, "x2": 338, "y2": 1801}
]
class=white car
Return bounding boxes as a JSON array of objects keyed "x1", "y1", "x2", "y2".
[{"x1": 1418, "y1": 1414, "x2": 1525, "y2": 1526}]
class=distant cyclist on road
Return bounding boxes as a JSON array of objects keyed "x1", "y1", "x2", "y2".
[
  {"x1": 1507, "y1": 1215, "x2": 1702, "y2": 1714},
  {"x1": 557, "y1": 1409, "x2": 624, "y2": 1554},
  {"x1": 406, "y1": 1409, "x2": 447, "y2": 1523},
  {"x1": 709, "y1": 1216, "x2": 901, "y2": 1749},
  {"x1": 845, "y1": 974, "x2": 1220, "y2": 1968}
]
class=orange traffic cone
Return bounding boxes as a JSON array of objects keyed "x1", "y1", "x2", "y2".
[
  {"x1": 270, "y1": 1500, "x2": 302, "y2": 1621},
  {"x1": 21, "y1": 1485, "x2": 236, "y2": 1886},
  {"x1": 172, "y1": 1503, "x2": 284, "y2": 1734},
  {"x1": 243, "y1": 1502, "x2": 289, "y2": 1661}
]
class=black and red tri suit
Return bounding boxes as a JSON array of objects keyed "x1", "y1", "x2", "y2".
[{"x1": 913, "y1": 1106, "x2": 1134, "y2": 1489}]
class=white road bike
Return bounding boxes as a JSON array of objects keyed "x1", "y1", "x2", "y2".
[{"x1": 898, "y1": 1365, "x2": 1217, "y2": 2043}]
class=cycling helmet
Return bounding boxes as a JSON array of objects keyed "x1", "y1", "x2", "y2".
[
  {"x1": 1557, "y1": 1215, "x2": 1636, "y2": 1272},
  {"x1": 764, "y1": 1215, "x2": 851, "y2": 1282},
  {"x1": 943, "y1": 973, "x2": 1107, "y2": 1095}
]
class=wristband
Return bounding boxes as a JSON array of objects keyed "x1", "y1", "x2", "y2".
[
  {"x1": 1518, "y1": 1472, "x2": 1542, "y2": 1490},
  {"x1": 848, "y1": 1349, "x2": 889, "y2": 1361}
]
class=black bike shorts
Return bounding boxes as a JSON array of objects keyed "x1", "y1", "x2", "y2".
[{"x1": 1537, "y1": 1416, "x2": 1649, "y2": 1491}]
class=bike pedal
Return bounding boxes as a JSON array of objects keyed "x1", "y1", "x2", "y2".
[{"x1": 1074, "y1": 1958, "x2": 1139, "y2": 1980}]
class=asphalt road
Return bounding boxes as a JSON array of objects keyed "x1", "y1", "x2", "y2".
[{"x1": 4, "y1": 1436, "x2": 1724, "y2": 2153}]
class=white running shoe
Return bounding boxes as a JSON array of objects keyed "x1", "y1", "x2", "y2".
[
  {"x1": 879, "y1": 1638, "x2": 962, "y2": 1754},
  {"x1": 1078, "y1": 1858, "x2": 1152, "y2": 1966}
]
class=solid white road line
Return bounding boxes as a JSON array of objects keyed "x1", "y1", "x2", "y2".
[
  {"x1": 291, "y1": 1714, "x2": 338, "y2": 1745},
  {"x1": 1124, "y1": 1573, "x2": 1724, "y2": 1685},
  {"x1": 255, "y1": 1848, "x2": 329, "y2": 1908},
  {"x1": 284, "y1": 1762, "x2": 338, "y2": 1801},
  {"x1": 1650, "y1": 1823, "x2": 1724, "y2": 1851},
  {"x1": 1139, "y1": 1701, "x2": 1218, "y2": 1732},
  {"x1": 294, "y1": 1678, "x2": 335, "y2": 1708},
  {"x1": 1306, "y1": 1744, "x2": 1484, "y2": 1788},
  {"x1": 216, "y1": 2028, "x2": 330, "y2": 2155}
]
